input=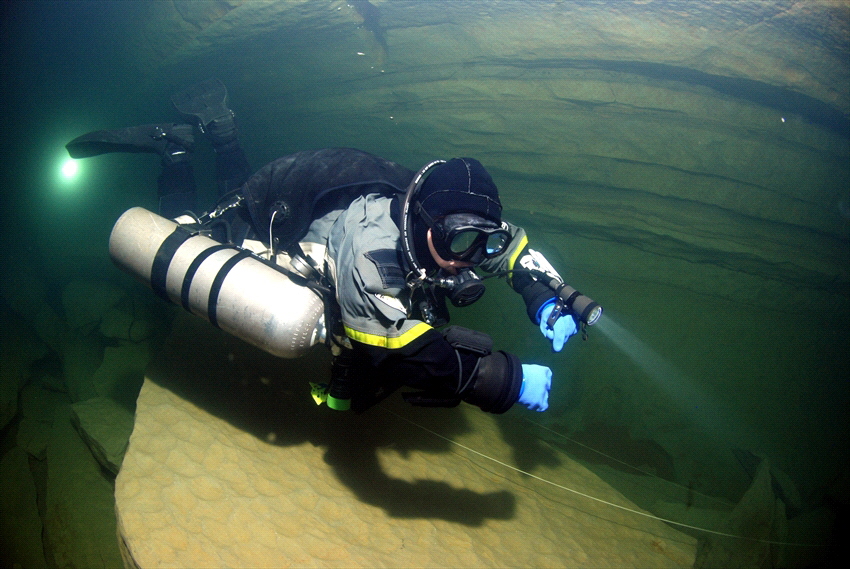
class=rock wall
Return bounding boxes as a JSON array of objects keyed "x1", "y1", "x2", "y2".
[
  {"x1": 127, "y1": 1, "x2": 850, "y2": 117},
  {"x1": 121, "y1": 0, "x2": 849, "y2": 313},
  {"x1": 0, "y1": 254, "x2": 169, "y2": 569}
]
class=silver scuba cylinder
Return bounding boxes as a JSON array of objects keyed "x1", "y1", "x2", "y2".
[{"x1": 109, "y1": 207, "x2": 325, "y2": 359}]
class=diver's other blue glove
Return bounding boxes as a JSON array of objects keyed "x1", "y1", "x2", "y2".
[
  {"x1": 537, "y1": 299, "x2": 578, "y2": 352},
  {"x1": 519, "y1": 364, "x2": 552, "y2": 412}
]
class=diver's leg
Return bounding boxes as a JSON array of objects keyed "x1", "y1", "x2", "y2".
[
  {"x1": 157, "y1": 152, "x2": 197, "y2": 219},
  {"x1": 65, "y1": 123, "x2": 198, "y2": 218},
  {"x1": 171, "y1": 79, "x2": 251, "y2": 197},
  {"x1": 65, "y1": 123, "x2": 193, "y2": 159},
  {"x1": 214, "y1": 140, "x2": 251, "y2": 196}
]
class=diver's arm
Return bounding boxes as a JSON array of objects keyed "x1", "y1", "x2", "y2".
[
  {"x1": 508, "y1": 246, "x2": 563, "y2": 322},
  {"x1": 479, "y1": 221, "x2": 579, "y2": 351},
  {"x1": 351, "y1": 327, "x2": 473, "y2": 394},
  {"x1": 350, "y1": 323, "x2": 524, "y2": 414},
  {"x1": 478, "y1": 222, "x2": 565, "y2": 323}
]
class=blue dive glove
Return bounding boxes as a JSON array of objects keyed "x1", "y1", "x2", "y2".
[
  {"x1": 538, "y1": 299, "x2": 578, "y2": 352},
  {"x1": 519, "y1": 364, "x2": 552, "y2": 411}
]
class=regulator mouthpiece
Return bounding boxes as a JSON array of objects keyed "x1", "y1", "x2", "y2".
[{"x1": 436, "y1": 268, "x2": 485, "y2": 307}]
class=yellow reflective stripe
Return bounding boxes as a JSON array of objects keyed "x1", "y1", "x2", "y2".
[
  {"x1": 507, "y1": 234, "x2": 529, "y2": 285},
  {"x1": 344, "y1": 321, "x2": 432, "y2": 349}
]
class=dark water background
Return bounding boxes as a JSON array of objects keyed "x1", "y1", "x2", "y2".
[{"x1": 2, "y1": 1, "x2": 848, "y2": 566}]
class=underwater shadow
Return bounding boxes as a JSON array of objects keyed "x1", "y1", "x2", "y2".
[{"x1": 144, "y1": 312, "x2": 515, "y2": 526}]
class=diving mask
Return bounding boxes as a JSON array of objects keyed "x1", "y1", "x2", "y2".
[{"x1": 420, "y1": 210, "x2": 512, "y2": 263}]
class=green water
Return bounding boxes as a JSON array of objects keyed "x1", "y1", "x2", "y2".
[{"x1": 2, "y1": 1, "x2": 847, "y2": 567}]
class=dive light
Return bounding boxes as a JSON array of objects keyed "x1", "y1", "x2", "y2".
[
  {"x1": 520, "y1": 266, "x2": 602, "y2": 327},
  {"x1": 550, "y1": 280, "x2": 602, "y2": 327}
]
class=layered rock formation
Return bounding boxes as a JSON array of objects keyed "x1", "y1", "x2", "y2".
[
  {"x1": 0, "y1": 259, "x2": 167, "y2": 568},
  {"x1": 114, "y1": 0, "x2": 849, "y2": 315}
]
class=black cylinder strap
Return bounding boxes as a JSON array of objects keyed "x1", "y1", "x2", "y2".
[
  {"x1": 180, "y1": 244, "x2": 233, "y2": 312},
  {"x1": 150, "y1": 226, "x2": 195, "y2": 302},
  {"x1": 207, "y1": 249, "x2": 253, "y2": 328}
]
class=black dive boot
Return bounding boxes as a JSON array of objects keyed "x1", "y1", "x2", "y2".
[
  {"x1": 171, "y1": 78, "x2": 237, "y2": 148},
  {"x1": 172, "y1": 78, "x2": 251, "y2": 198},
  {"x1": 65, "y1": 123, "x2": 194, "y2": 160}
]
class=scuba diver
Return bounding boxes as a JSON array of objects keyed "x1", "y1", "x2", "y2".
[{"x1": 66, "y1": 79, "x2": 600, "y2": 415}]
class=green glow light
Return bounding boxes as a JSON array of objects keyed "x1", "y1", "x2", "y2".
[{"x1": 61, "y1": 158, "x2": 79, "y2": 180}]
